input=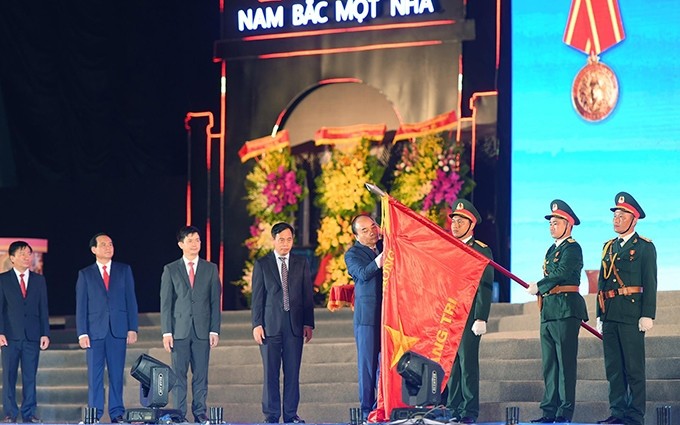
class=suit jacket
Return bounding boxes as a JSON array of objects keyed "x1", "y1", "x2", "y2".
[
  {"x1": 0, "y1": 270, "x2": 50, "y2": 341},
  {"x1": 597, "y1": 232, "x2": 657, "y2": 324},
  {"x1": 344, "y1": 241, "x2": 383, "y2": 327},
  {"x1": 466, "y1": 238, "x2": 494, "y2": 322},
  {"x1": 251, "y1": 252, "x2": 314, "y2": 337},
  {"x1": 160, "y1": 258, "x2": 222, "y2": 339},
  {"x1": 75, "y1": 262, "x2": 139, "y2": 340},
  {"x1": 537, "y1": 238, "x2": 588, "y2": 322}
]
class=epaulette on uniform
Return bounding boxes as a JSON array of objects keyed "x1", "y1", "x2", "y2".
[
  {"x1": 639, "y1": 235, "x2": 652, "y2": 243},
  {"x1": 567, "y1": 238, "x2": 576, "y2": 243},
  {"x1": 474, "y1": 240, "x2": 488, "y2": 248}
]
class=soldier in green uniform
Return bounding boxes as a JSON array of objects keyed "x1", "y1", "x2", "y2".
[
  {"x1": 528, "y1": 200, "x2": 588, "y2": 423},
  {"x1": 596, "y1": 192, "x2": 657, "y2": 425},
  {"x1": 444, "y1": 199, "x2": 494, "y2": 424}
]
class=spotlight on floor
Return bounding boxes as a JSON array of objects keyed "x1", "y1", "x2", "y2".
[
  {"x1": 124, "y1": 354, "x2": 184, "y2": 423},
  {"x1": 389, "y1": 351, "x2": 450, "y2": 422}
]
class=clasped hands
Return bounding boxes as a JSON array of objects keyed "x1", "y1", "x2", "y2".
[{"x1": 252, "y1": 325, "x2": 313, "y2": 345}]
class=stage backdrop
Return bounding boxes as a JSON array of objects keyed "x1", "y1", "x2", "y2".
[
  {"x1": 511, "y1": 0, "x2": 680, "y2": 302},
  {"x1": 213, "y1": 0, "x2": 477, "y2": 292}
]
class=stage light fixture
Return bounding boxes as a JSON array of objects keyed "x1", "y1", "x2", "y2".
[
  {"x1": 397, "y1": 351, "x2": 445, "y2": 407},
  {"x1": 389, "y1": 351, "x2": 449, "y2": 422},
  {"x1": 125, "y1": 354, "x2": 184, "y2": 423}
]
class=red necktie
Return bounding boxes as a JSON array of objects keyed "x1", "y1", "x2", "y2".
[
  {"x1": 19, "y1": 273, "x2": 27, "y2": 298},
  {"x1": 102, "y1": 265, "x2": 110, "y2": 291},
  {"x1": 188, "y1": 262, "x2": 195, "y2": 288}
]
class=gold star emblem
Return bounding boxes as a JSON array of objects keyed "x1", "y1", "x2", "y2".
[{"x1": 385, "y1": 317, "x2": 420, "y2": 368}]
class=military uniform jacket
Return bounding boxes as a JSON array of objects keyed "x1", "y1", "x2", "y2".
[
  {"x1": 537, "y1": 238, "x2": 588, "y2": 323},
  {"x1": 597, "y1": 232, "x2": 657, "y2": 324},
  {"x1": 467, "y1": 237, "x2": 494, "y2": 322}
]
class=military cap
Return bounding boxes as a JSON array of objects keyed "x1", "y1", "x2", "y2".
[
  {"x1": 610, "y1": 191, "x2": 645, "y2": 219},
  {"x1": 545, "y1": 199, "x2": 580, "y2": 225},
  {"x1": 449, "y1": 199, "x2": 482, "y2": 224}
]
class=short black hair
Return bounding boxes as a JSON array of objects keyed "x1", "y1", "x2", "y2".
[
  {"x1": 351, "y1": 214, "x2": 374, "y2": 235},
  {"x1": 177, "y1": 225, "x2": 201, "y2": 242},
  {"x1": 271, "y1": 222, "x2": 295, "y2": 238},
  {"x1": 89, "y1": 232, "x2": 110, "y2": 249},
  {"x1": 8, "y1": 241, "x2": 32, "y2": 257}
]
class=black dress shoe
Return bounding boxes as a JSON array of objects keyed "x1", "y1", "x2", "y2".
[
  {"x1": 597, "y1": 416, "x2": 624, "y2": 424},
  {"x1": 554, "y1": 417, "x2": 570, "y2": 423},
  {"x1": 194, "y1": 414, "x2": 209, "y2": 424},
  {"x1": 111, "y1": 416, "x2": 126, "y2": 424},
  {"x1": 530, "y1": 417, "x2": 555, "y2": 423},
  {"x1": 3, "y1": 417, "x2": 16, "y2": 423},
  {"x1": 264, "y1": 417, "x2": 278, "y2": 423},
  {"x1": 284, "y1": 416, "x2": 304, "y2": 424},
  {"x1": 22, "y1": 416, "x2": 41, "y2": 424}
]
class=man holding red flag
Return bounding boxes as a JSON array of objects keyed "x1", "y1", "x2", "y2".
[
  {"x1": 369, "y1": 195, "x2": 490, "y2": 422},
  {"x1": 445, "y1": 200, "x2": 494, "y2": 424}
]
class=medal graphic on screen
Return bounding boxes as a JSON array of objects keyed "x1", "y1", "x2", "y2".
[{"x1": 563, "y1": 0, "x2": 625, "y2": 122}]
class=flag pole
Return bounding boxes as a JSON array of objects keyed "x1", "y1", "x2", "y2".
[{"x1": 363, "y1": 182, "x2": 602, "y2": 340}]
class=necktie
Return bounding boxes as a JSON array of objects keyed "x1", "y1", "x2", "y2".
[
  {"x1": 188, "y1": 262, "x2": 195, "y2": 288},
  {"x1": 102, "y1": 265, "x2": 110, "y2": 291},
  {"x1": 19, "y1": 273, "x2": 27, "y2": 298},
  {"x1": 613, "y1": 238, "x2": 624, "y2": 254},
  {"x1": 279, "y1": 257, "x2": 290, "y2": 312}
]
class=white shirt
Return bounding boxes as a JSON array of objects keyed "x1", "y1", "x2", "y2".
[
  {"x1": 182, "y1": 256, "x2": 198, "y2": 275},
  {"x1": 12, "y1": 268, "x2": 29, "y2": 290},
  {"x1": 96, "y1": 260, "x2": 112, "y2": 280},
  {"x1": 275, "y1": 252, "x2": 290, "y2": 282},
  {"x1": 618, "y1": 233, "x2": 634, "y2": 246},
  {"x1": 554, "y1": 236, "x2": 569, "y2": 247}
]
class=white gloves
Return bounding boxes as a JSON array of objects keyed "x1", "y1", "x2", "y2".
[
  {"x1": 471, "y1": 320, "x2": 487, "y2": 336},
  {"x1": 526, "y1": 283, "x2": 539, "y2": 295},
  {"x1": 596, "y1": 317, "x2": 653, "y2": 333},
  {"x1": 639, "y1": 317, "x2": 654, "y2": 332}
]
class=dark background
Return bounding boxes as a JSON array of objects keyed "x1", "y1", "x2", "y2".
[{"x1": 0, "y1": 0, "x2": 510, "y2": 316}]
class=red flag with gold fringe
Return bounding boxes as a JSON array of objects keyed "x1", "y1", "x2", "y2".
[{"x1": 369, "y1": 195, "x2": 490, "y2": 422}]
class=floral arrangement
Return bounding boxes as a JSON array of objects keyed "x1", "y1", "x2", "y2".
[
  {"x1": 315, "y1": 139, "x2": 384, "y2": 218},
  {"x1": 233, "y1": 149, "x2": 307, "y2": 303},
  {"x1": 391, "y1": 133, "x2": 473, "y2": 227},
  {"x1": 314, "y1": 139, "x2": 385, "y2": 295},
  {"x1": 245, "y1": 150, "x2": 306, "y2": 223}
]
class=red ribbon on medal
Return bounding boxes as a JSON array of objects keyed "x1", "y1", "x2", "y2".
[{"x1": 563, "y1": 0, "x2": 626, "y2": 55}]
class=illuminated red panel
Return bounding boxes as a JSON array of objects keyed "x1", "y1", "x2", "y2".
[
  {"x1": 259, "y1": 40, "x2": 442, "y2": 59},
  {"x1": 243, "y1": 20, "x2": 455, "y2": 41}
]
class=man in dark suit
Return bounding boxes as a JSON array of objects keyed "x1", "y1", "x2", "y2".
[
  {"x1": 160, "y1": 226, "x2": 222, "y2": 423},
  {"x1": 75, "y1": 233, "x2": 139, "y2": 423},
  {"x1": 252, "y1": 222, "x2": 314, "y2": 424},
  {"x1": 344, "y1": 214, "x2": 383, "y2": 423},
  {"x1": 527, "y1": 200, "x2": 588, "y2": 423},
  {"x1": 0, "y1": 241, "x2": 50, "y2": 423},
  {"x1": 444, "y1": 200, "x2": 494, "y2": 424},
  {"x1": 596, "y1": 192, "x2": 656, "y2": 425}
]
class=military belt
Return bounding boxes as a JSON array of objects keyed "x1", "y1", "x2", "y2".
[
  {"x1": 600, "y1": 286, "x2": 644, "y2": 299},
  {"x1": 543, "y1": 285, "x2": 580, "y2": 297},
  {"x1": 538, "y1": 285, "x2": 580, "y2": 312}
]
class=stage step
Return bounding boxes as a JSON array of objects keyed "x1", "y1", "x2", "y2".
[{"x1": 1, "y1": 292, "x2": 678, "y2": 425}]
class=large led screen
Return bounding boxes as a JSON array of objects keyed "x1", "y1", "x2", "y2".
[{"x1": 511, "y1": 1, "x2": 679, "y2": 302}]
